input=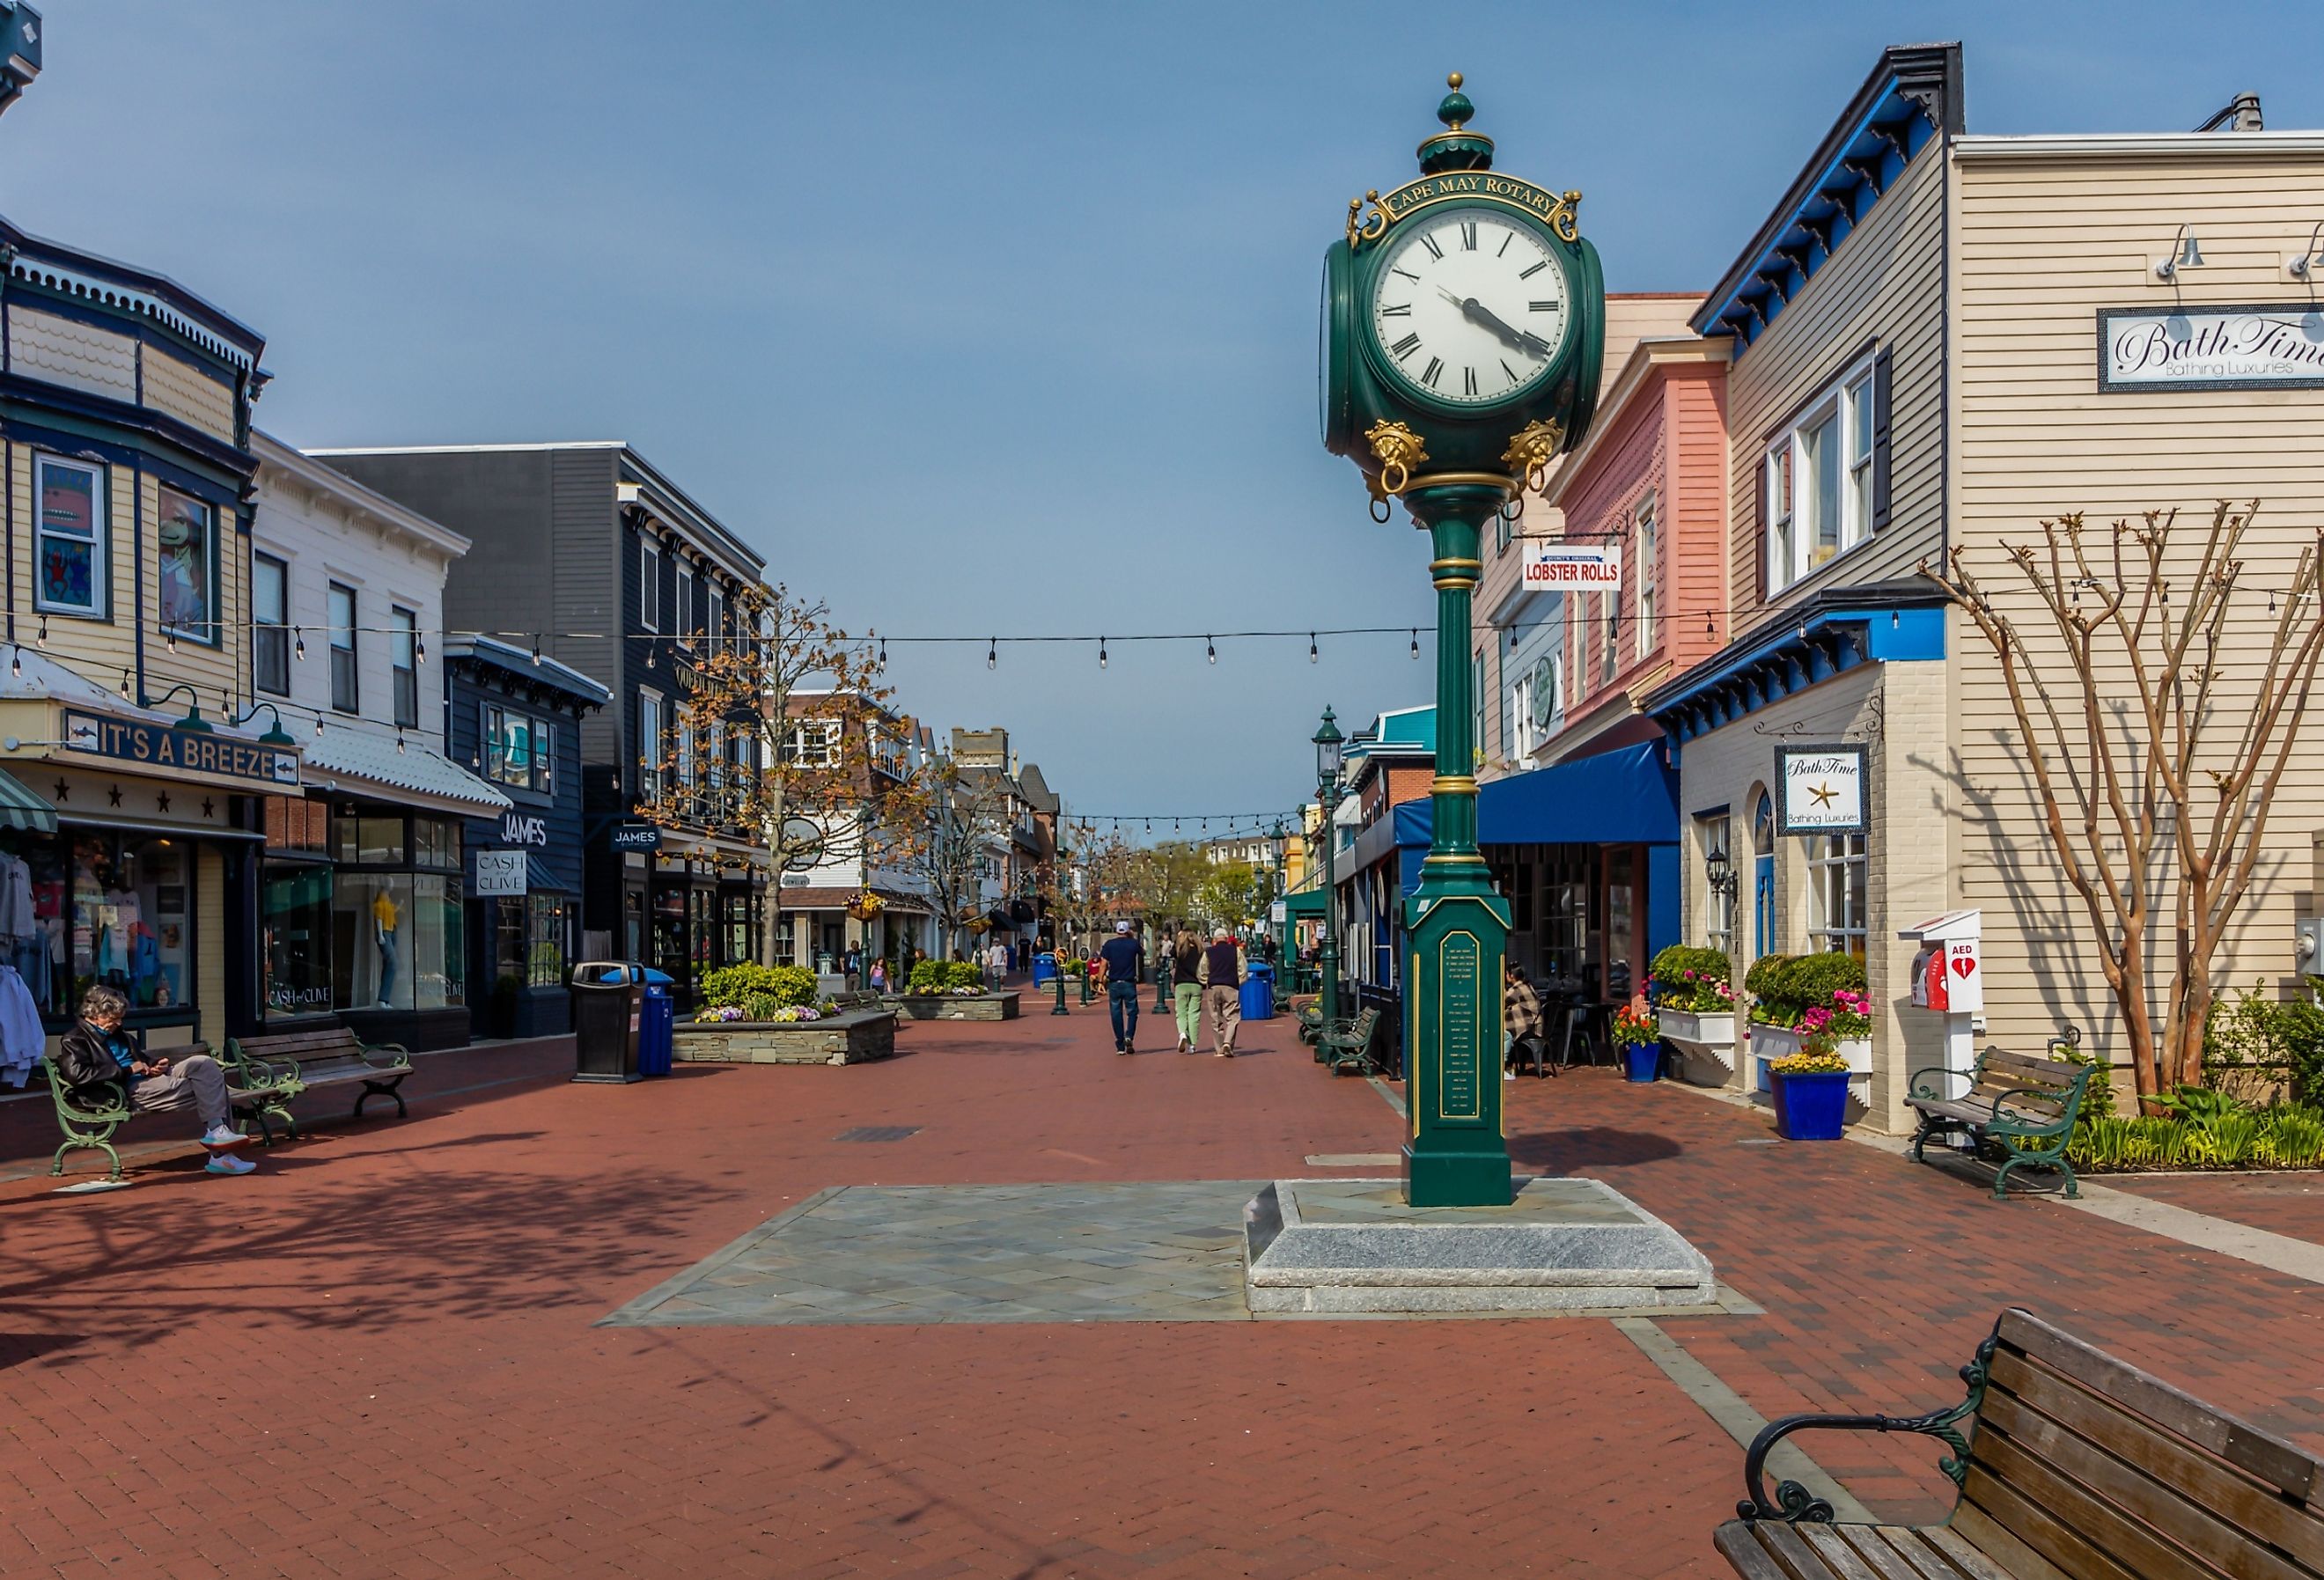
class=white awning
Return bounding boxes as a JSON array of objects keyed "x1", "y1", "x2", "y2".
[
  {"x1": 1332, "y1": 793, "x2": 1363, "y2": 828},
  {"x1": 304, "y1": 724, "x2": 512, "y2": 817}
]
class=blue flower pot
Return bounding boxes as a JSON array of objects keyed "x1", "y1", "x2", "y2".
[
  {"x1": 1770, "y1": 1069, "x2": 1850, "y2": 1140},
  {"x1": 1622, "y1": 1043, "x2": 1661, "y2": 1084}
]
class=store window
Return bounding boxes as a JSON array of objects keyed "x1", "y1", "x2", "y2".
[
  {"x1": 1766, "y1": 352, "x2": 1877, "y2": 592},
  {"x1": 1806, "y1": 833, "x2": 1868, "y2": 961},
  {"x1": 638, "y1": 541, "x2": 661, "y2": 631},
  {"x1": 328, "y1": 583, "x2": 358, "y2": 713},
  {"x1": 262, "y1": 863, "x2": 333, "y2": 1018},
  {"x1": 157, "y1": 488, "x2": 217, "y2": 644},
  {"x1": 1698, "y1": 811, "x2": 1734, "y2": 955},
  {"x1": 1635, "y1": 491, "x2": 1657, "y2": 658},
  {"x1": 330, "y1": 812, "x2": 465, "y2": 1012},
  {"x1": 484, "y1": 703, "x2": 555, "y2": 795},
  {"x1": 391, "y1": 607, "x2": 419, "y2": 730},
  {"x1": 16, "y1": 831, "x2": 194, "y2": 1022},
  {"x1": 34, "y1": 454, "x2": 105, "y2": 617},
  {"x1": 528, "y1": 893, "x2": 568, "y2": 987},
  {"x1": 254, "y1": 552, "x2": 290, "y2": 694},
  {"x1": 722, "y1": 890, "x2": 754, "y2": 966}
]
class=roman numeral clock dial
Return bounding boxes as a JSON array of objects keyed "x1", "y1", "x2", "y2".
[{"x1": 1368, "y1": 209, "x2": 1569, "y2": 407}]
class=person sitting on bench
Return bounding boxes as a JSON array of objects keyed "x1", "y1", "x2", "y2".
[{"x1": 50, "y1": 985, "x2": 256, "y2": 1177}]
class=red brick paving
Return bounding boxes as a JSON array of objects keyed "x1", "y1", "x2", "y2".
[
  {"x1": 2103, "y1": 1167, "x2": 2324, "y2": 1241},
  {"x1": 0, "y1": 1006, "x2": 2320, "y2": 1576}
]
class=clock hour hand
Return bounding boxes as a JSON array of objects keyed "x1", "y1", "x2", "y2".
[{"x1": 1438, "y1": 288, "x2": 1550, "y2": 360}]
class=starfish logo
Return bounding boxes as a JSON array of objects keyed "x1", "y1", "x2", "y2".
[{"x1": 1808, "y1": 783, "x2": 1837, "y2": 808}]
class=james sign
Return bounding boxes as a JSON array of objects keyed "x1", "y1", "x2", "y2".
[{"x1": 1776, "y1": 744, "x2": 1866, "y2": 835}]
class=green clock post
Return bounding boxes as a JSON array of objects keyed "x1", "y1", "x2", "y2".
[{"x1": 1320, "y1": 74, "x2": 1605, "y2": 1207}]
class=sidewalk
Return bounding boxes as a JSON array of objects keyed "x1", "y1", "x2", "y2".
[{"x1": 0, "y1": 1002, "x2": 2318, "y2": 1577}]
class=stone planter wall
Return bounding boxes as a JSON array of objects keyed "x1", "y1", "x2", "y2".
[
  {"x1": 883, "y1": 992, "x2": 1021, "y2": 1022},
  {"x1": 1657, "y1": 1010, "x2": 1737, "y2": 1086},
  {"x1": 673, "y1": 1010, "x2": 896, "y2": 1066}
]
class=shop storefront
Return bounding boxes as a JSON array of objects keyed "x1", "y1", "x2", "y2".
[
  {"x1": 445, "y1": 636, "x2": 607, "y2": 1041},
  {"x1": 632, "y1": 834, "x2": 767, "y2": 1010}
]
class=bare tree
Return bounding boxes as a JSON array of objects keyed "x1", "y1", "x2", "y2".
[
  {"x1": 637, "y1": 583, "x2": 925, "y2": 960},
  {"x1": 1933, "y1": 501, "x2": 2324, "y2": 1100},
  {"x1": 893, "y1": 761, "x2": 1010, "y2": 960},
  {"x1": 1047, "y1": 823, "x2": 1139, "y2": 954}
]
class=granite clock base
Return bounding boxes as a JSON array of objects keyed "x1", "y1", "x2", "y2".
[{"x1": 1243, "y1": 1175, "x2": 1716, "y2": 1314}]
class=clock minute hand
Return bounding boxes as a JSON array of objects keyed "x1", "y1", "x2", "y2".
[{"x1": 1440, "y1": 289, "x2": 1550, "y2": 360}]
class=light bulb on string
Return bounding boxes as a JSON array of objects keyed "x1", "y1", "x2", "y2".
[
  {"x1": 294, "y1": 628, "x2": 306, "y2": 661},
  {"x1": 2270, "y1": 589, "x2": 2279, "y2": 614},
  {"x1": 1207, "y1": 636, "x2": 1216, "y2": 665},
  {"x1": 1703, "y1": 610, "x2": 1715, "y2": 638},
  {"x1": 118, "y1": 671, "x2": 130, "y2": 701},
  {"x1": 1099, "y1": 637, "x2": 1108, "y2": 670},
  {"x1": 531, "y1": 634, "x2": 543, "y2": 665},
  {"x1": 35, "y1": 616, "x2": 47, "y2": 650},
  {"x1": 396, "y1": 732, "x2": 407, "y2": 755},
  {"x1": 987, "y1": 638, "x2": 997, "y2": 670},
  {"x1": 1309, "y1": 633, "x2": 1319, "y2": 664},
  {"x1": 1410, "y1": 629, "x2": 1420, "y2": 659},
  {"x1": 416, "y1": 633, "x2": 426, "y2": 665},
  {"x1": 314, "y1": 715, "x2": 324, "y2": 738},
  {"x1": 8, "y1": 648, "x2": 18, "y2": 680},
  {"x1": 165, "y1": 625, "x2": 177, "y2": 654}
]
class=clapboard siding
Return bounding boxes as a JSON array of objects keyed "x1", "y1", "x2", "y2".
[
  {"x1": 1724, "y1": 143, "x2": 1947, "y2": 618},
  {"x1": 1953, "y1": 144, "x2": 2324, "y2": 1057},
  {"x1": 550, "y1": 449, "x2": 620, "y2": 772}
]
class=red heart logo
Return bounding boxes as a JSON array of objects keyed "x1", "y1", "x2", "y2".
[{"x1": 1953, "y1": 956, "x2": 1976, "y2": 978}]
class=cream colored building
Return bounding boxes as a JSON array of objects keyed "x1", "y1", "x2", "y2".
[{"x1": 1649, "y1": 42, "x2": 2324, "y2": 1128}]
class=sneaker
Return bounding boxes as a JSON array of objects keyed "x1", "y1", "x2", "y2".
[
  {"x1": 204, "y1": 1154, "x2": 256, "y2": 1177},
  {"x1": 201, "y1": 1125, "x2": 242, "y2": 1147}
]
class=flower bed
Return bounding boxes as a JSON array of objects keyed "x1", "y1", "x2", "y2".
[
  {"x1": 883, "y1": 992, "x2": 1021, "y2": 1022},
  {"x1": 2063, "y1": 1077, "x2": 2324, "y2": 1172},
  {"x1": 674, "y1": 1008, "x2": 895, "y2": 1065},
  {"x1": 1745, "y1": 952, "x2": 1872, "y2": 1113},
  {"x1": 1646, "y1": 945, "x2": 1735, "y2": 1084}
]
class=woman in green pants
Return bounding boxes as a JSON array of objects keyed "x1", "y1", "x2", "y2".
[{"x1": 1171, "y1": 930, "x2": 1204, "y2": 1053}]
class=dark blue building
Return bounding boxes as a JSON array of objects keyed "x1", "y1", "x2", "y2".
[{"x1": 444, "y1": 636, "x2": 607, "y2": 1040}]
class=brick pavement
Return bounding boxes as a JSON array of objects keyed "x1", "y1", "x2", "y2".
[{"x1": 0, "y1": 1003, "x2": 2319, "y2": 1576}]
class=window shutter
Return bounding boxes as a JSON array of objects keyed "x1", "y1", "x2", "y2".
[
  {"x1": 1870, "y1": 346, "x2": 1894, "y2": 533},
  {"x1": 1756, "y1": 456, "x2": 1772, "y2": 602}
]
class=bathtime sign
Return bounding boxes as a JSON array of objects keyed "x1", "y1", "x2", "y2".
[
  {"x1": 63, "y1": 709, "x2": 300, "y2": 786},
  {"x1": 1775, "y1": 744, "x2": 1866, "y2": 835},
  {"x1": 2098, "y1": 305, "x2": 2324, "y2": 392}
]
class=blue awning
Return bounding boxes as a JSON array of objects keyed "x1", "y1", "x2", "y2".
[{"x1": 1390, "y1": 742, "x2": 1680, "y2": 896}]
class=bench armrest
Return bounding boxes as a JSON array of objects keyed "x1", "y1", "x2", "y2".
[
  {"x1": 355, "y1": 1040, "x2": 413, "y2": 1070},
  {"x1": 1989, "y1": 1084, "x2": 2074, "y2": 1135},
  {"x1": 1737, "y1": 1319, "x2": 2002, "y2": 1525},
  {"x1": 223, "y1": 1040, "x2": 298, "y2": 1091},
  {"x1": 1906, "y1": 1064, "x2": 1973, "y2": 1103}
]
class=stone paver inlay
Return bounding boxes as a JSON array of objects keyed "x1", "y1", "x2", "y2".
[{"x1": 602, "y1": 1181, "x2": 1267, "y2": 1326}]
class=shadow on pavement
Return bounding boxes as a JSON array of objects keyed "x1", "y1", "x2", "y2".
[{"x1": 1508, "y1": 1126, "x2": 1685, "y2": 1172}]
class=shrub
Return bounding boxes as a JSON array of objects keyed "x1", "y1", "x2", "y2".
[
  {"x1": 702, "y1": 963, "x2": 816, "y2": 1010},
  {"x1": 2204, "y1": 981, "x2": 2324, "y2": 1107},
  {"x1": 908, "y1": 959, "x2": 988, "y2": 994},
  {"x1": 1745, "y1": 952, "x2": 1869, "y2": 1031},
  {"x1": 1646, "y1": 945, "x2": 1732, "y2": 1013}
]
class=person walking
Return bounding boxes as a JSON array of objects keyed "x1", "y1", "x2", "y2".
[
  {"x1": 1198, "y1": 924, "x2": 1242, "y2": 1058},
  {"x1": 1504, "y1": 961, "x2": 1545, "y2": 1080},
  {"x1": 1171, "y1": 929, "x2": 1204, "y2": 1053},
  {"x1": 1099, "y1": 922, "x2": 1144, "y2": 1054}
]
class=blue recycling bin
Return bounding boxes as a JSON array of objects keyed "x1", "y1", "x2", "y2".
[
  {"x1": 1033, "y1": 952, "x2": 1059, "y2": 987},
  {"x1": 1239, "y1": 961, "x2": 1276, "y2": 1022},
  {"x1": 638, "y1": 968, "x2": 675, "y2": 1077}
]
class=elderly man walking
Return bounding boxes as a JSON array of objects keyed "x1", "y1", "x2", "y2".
[
  {"x1": 1099, "y1": 922, "x2": 1144, "y2": 1054},
  {"x1": 1197, "y1": 926, "x2": 1243, "y2": 1058}
]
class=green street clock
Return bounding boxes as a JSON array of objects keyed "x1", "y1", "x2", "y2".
[
  {"x1": 1318, "y1": 75, "x2": 1607, "y2": 1209},
  {"x1": 1320, "y1": 74, "x2": 1605, "y2": 496}
]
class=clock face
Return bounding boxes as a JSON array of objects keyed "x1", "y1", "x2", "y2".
[{"x1": 1368, "y1": 208, "x2": 1570, "y2": 408}]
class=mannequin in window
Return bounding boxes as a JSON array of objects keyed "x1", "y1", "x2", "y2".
[{"x1": 372, "y1": 888, "x2": 400, "y2": 1009}]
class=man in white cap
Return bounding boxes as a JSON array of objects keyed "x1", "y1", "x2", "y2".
[
  {"x1": 1099, "y1": 921, "x2": 1145, "y2": 1054},
  {"x1": 1198, "y1": 925, "x2": 1243, "y2": 1057}
]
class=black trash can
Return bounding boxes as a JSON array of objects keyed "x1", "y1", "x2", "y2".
[{"x1": 570, "y1": 961, "x2": 645, "y2": 1084}]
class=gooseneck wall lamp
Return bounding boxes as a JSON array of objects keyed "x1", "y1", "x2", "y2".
[{"x1": 2154, "y1": 224, "x2": 2205, "y2": 280}]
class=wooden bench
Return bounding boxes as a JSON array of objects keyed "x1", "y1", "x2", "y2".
[
  {"x1": 1317, "y1": 1007, "x2": 1382, "y2": 1077},
  {"x1": 223, "y1": 1026, "x2": 415, "y2": 1140},
  {"x1": 1904, "y1": 1032, "x2": 2099, "y2": 1199},
  {"x1": 42, "y1": 1042, "x2": 292, "y2": 1181},
  {"x1": 1716, "y1": 1306, "x2": 2324, "y2": 1580}
]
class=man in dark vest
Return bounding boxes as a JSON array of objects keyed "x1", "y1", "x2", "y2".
[{"x1": 1198, "y1": 925, "x2": 1243, "y2": 1058}]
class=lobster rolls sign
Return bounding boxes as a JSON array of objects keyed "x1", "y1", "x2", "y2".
[{"x1": 1522, "y1": 542, "x2": 1620, "y2": 590}]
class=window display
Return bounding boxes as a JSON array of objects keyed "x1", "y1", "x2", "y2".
[
  {"x1": 35, "y1": 454, "x2": 105, "y2": 616},
  {"x1": 262, "y1": 863, "x2": 333, "y2": 1017},
  {"x1": 15, "y1": 832, "x2": 195, "y2": 1021},
  {"x1": 329, "y1": 809, "x2": 466, "y2": 1013},
  {"x1": 527, "y1": 893, "x2": 567, "y2": 987},
  {"x1": 157, "y1": 487, "x2": 216, "y2": 643}
]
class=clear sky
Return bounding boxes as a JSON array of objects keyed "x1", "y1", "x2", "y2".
[{"x1": 5, "y1": 1, "x2": 2322, "y2": 836}]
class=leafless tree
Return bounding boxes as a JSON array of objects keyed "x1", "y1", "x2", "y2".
[{"x1": 1932, "y1": 501, "x2": 2324, "y2": 1100}]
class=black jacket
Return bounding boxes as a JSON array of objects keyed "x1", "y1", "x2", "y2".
[{"x1": 51, "y1": 1021, "x2": 129, "y2": 1101}]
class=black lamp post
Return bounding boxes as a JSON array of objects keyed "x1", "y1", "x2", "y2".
[
  {"x1": 1313, "y1": 706, "x2": 1345, "y2": 1025},
  {"x1": 1269, "y1": 818, "x2": 1289, "y2": 964}
]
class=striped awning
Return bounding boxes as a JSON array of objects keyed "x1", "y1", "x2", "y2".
[{"x1": 0, "y1": 768, "x2": 57, "y2": 834}]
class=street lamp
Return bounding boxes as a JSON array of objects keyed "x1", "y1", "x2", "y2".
[
  {"x1": 1269, "y1": 818, "x2": 1289, "y2": 965},
  {"x1": 1313, "y1": 706, "x2": 1345, "y2": 1025},
  {"x1": 1703, "y1": 837, "x2": 1738, "y2": 953}
]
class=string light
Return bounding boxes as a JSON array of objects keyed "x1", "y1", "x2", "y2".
[
  {"x1": 8, "y1": 648, "x2": 18, "y2": 680},
  {"x1": 531, "y1": 634, "x2": 543, "y2": 665},
  {"x1": 987, "y1": 639, "x2": 997, "y2": 670},
  {"x1": 1309, "y1": 633, "x2": 1319, "y2": 663},
  {"x1": 1207, "y1": 636, "x2": 1216, "y2": 664},
  {"x1": 1410, "y1": 629, "x2": 1420, "y2": 659},
  {"x1": 416, "y1": 633, "x2": 426, "y2": 665},
  {"x1": 1704, "y1": 610, "x2": 1715, "y2": 637},
  {"x1": 1098, "y1": 636, "x2": 1108, "y2": 670},
  {"x1": 294, "y1": 628, "x2": 306, "y2": 661},
  {"x1": 35, "y1": 616, "x2": 47, "y2": 650},
  {"x1": 314, "y1": 715, "x2": 324, "y2": 737},
  {"x1": 395, "y1": 731, "x2": 408, "y2": 755},
  {"x1": 118, "y1": 671, "x2": 130, "y2": 701}
]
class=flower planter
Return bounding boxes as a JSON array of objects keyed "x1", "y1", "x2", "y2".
[
  {"x1": 882, "y1": 991, "x2": 1021, "y2": 1022},
  {"x1": 1621, "y1": 1043, "x2": 1662, "y2": 1084},
  {"x1": 1748, "y1": 1025, "x2": 1871, "y2": 1106},
  {"x1": 1770, "y1": 1069, "x2": 1851, "y2": 1140},
  {"x1": 673, "y1": 1009, "x2": 896, "y2": 1066},
  {"x1": 1657, "y1": 1009, "x2": 1737, "y2": 1085}
]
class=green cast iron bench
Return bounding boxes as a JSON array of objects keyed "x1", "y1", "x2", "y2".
[
  {"x1": 1715, "y1": 1305, "x2": 2323, "y2": 1580},
  {"x1": 224, "y1": 1026, "x2": 415, "y2": 1140},
  {"x1": 42, "y1": 1042, "x2": 291, "y2": 1181},
  {"x1": 1903, "y1": 1033, "x2": 2100, "y2": 1199},
  {"x1": 1317, "y1": 1007, "x2": 1382, "y2": 1077}
]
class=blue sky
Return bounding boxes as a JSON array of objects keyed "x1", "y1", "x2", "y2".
[{"x1": 5, "y1": 1, "x2": 2322, "y2": 834}]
